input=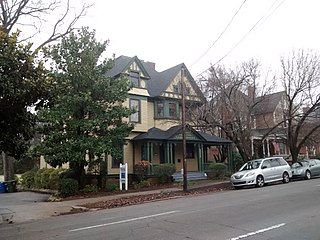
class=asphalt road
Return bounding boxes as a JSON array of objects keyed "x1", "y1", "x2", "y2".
[{"x1": 1, "y1": 178, "x2": 320, "y2": 240}]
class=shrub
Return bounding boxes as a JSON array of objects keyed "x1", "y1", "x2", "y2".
[
  {"x1": 58, "y1": 178, "x2": 79, "y2": 197},
  {"x1": 232, "y1": 152, "x2": 244, "y2": 172},
  {"x1": 82, "y1": 184, "x2": 98, "y2": 193},
  {"x1": 59, "y1": 169, "x2": 76, "y2": 180},
  {"x1": 34, "y1": 168, "x2": 56, "y2": 189},
  {"x1": 208, "y1": 163, "x2": 228, "y2": 179},
  {"x1": 48, "y1": 169, "x2": 66, "y2": 190},
  {"x1": 105, "y1": 179, "x2": 119, "y2": 192},
  {"x1": 153, "y1": 164, "x2": 176, "y2": 183},
  {"x1": 134, "y1": 160, "x2": 150, "y2": 182},
  {"x1": 133, "y1": 179, "x2": 151, "y2": 190},
  {"x1": 20, "y1": 170, "x2": 36, "y2": 188}
]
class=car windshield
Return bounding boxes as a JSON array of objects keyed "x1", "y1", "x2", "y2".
[{"x1": 240, "y1": 160, "x2": 262, "y2": 171}]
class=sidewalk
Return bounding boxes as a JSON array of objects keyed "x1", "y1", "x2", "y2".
[{"x1": 0, "y1": 181, "x2": 229, "y2": 224}]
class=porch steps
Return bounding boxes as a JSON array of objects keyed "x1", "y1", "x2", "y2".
[{"x1": 172, "y1": 171, "x2": 208, "y2": 181}]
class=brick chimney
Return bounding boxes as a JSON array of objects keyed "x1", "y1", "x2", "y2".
[{"x1": 146, "y1": 61, "x2": 156, "y2": 70}]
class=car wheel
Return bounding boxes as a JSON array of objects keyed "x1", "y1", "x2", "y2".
[
  {"x1": 305, "y1": 170, "x2": 311, "y2": 180},
  {"x1": 282, "y1": 172, "x2": 290, "y2": 183},
  {"x1": 256, "y1": 175, "x2": 264, "y2": 187}
]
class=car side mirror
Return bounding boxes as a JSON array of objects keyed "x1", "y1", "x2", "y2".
[{"x1": 262, "y1": 165, "x2": 267, "y2": 169}]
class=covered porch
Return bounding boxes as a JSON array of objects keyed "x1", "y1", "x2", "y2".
[
  {"x1": 251, "y1": 128, "x2": 288, "y2": 158},
  {"x1": 131, "y1": 125, "x2": 233, "y2": 174}
]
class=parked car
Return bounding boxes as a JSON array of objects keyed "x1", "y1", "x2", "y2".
[
  {"x1": 291, "y1": 159, "x2": 320, "y2": 180},
  {"x1": 230, "y1": 157, "x2": 292, "y2": 189}
]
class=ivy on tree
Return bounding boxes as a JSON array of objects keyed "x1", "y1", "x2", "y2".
[{"x1": 36, "y1": 27, "x2": 134, "y2": 186}]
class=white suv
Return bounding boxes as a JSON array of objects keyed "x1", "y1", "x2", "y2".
[{"x1": 230, "y1": 157, "x2": 292, "y2": 189}]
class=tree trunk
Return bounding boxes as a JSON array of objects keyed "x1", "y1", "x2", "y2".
[
  {"x1": 2, "y1": 151, "x2": 15, "y2": 181},
  {"x1": 290, "y1": 147, "x2": 299, "y2": 163}
]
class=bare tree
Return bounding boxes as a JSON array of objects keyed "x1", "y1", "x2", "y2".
[
  {"x1": 0, "y1": 0, "x2": 92, "y2": 181},
  {"x1": 0, "y1": 0, "x2": 92, "y2": 52},
  {"x1": 191, "y1": 59, "x2": 274, "y2": 162},
  {"x1": 280, "y1": 49, "x2": 320, "y2": 163}
]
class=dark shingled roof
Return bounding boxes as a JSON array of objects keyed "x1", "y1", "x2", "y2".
[
  {"x1": 106, "y1": 55, "x2": 203, "y2": 99},
  {"x1": 132, "y1": 125, "x2": 232, "y2": 145},
  {"x1": 253, "y1": 91, "x2": 285, "y2": 115}
]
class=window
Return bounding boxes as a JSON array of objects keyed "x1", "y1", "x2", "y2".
[
  {"x1": 173, "y1": 84, "x2": 180, "y2": 93},
  {"x1": 129, "y1": 71, "x2": 140, "y2": 87},
  {"x1": 262, "y1": 160, "x2": 271, "y2": 168},
  {"x1": 169, "y1": 102, "x2": 177, "y2": 118},
  {"x1": 112, "y1": 147, "x2": 123, "y2": 168},
  {"x1": 186, "y1": 144, "x2": 194, "y2": 159},
  {"x1": 155, "y1": 101, "x2": 179, "y2": 119},
  {"x1": 156, "y1": 102, "x2": 164, "y2": 117},
  {"x1": 270, "y1": 158, "x2": 280, "y2": 167},
  {"x1": 130, "y1": 99, "x2": 140, "y2": 123},
  {"x1": 278, "y1": 158, "x2": 288, "y2": 166},
  {"x1": 185, "y1": 87, "x2": 191, "y2": 95}
]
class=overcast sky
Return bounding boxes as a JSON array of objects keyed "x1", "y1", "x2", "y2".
[{"x1": 74, "y1": 0, "x2": 320, "y2": 78}]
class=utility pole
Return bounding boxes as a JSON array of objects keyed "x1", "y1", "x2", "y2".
[{"x1": 181, "y1": 68, "x2": 188, "y2": 192}]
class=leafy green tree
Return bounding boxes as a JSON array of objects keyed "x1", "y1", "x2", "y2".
[
  {"x1": 36, "y1": 27, "x2": 134, "y2": 187},
  {"x1": 0, "y1": 30, "x2": 50, "y2": 180},
  {"x1": 0, "y1": 0, "x2": 91, "y2": 181}
]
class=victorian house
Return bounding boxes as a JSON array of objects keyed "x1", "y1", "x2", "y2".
[
  {"x1": 104, "y1": 56, "x2": 232, "y2": 175},
  {"x1": 250, "y1": 91, "x2": 289, "y2": 158}
]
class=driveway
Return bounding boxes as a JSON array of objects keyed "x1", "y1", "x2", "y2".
[{"x1": 0, "y1": 192, "x2": 51, "y2": 223}]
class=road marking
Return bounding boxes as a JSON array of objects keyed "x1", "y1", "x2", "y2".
[
  {"x1": 69, "y1": 210, "x2": 180, "y2": 232},
  {"x1": 228, "y1": 223, "x2": 286, "y2": 240}
]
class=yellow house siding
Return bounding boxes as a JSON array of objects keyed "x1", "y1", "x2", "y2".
[
  {"x1": 155, "y1": 119, "x2": 180, "y2": 130},
  {"x1": 129, "y1": 88, "x2": 149, "y2": 96},
  {"x1": 125, "y1": 95, "x2": 149, "y2": 132},
  {"x1": 147, "y1": 101, "x2": 155, "y2": 129},
  {"x1": 174, "y1": 143, "x2": 198, "y2": 171}
]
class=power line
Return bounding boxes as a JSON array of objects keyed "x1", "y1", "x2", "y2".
[
  {"x1": 189, "y1": 0, "x2": 247, "y2": 69},
  {"x1": 195, "y1": 0, "x2": 286, "y2": 79}
]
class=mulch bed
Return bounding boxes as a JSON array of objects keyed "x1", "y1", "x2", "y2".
[{"x1": 60, "y1": 182, "x2": 233, "y2": 215}]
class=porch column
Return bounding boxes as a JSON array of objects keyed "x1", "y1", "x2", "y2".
[
  {"x1": 251, "y1": 137, "x2": 254, "y2": 157},
  {"x1": 267, "y1": 138, "x2": 270, "y2": 156},
  {"x1": 166, "y1": 142, "x2": 170, "y2": 163},
  {"x1": 198, "y1": 143, "x2": 204, "y2": 171},
  {"x1": 262, "y1": 139, "x2": 266, "y2": 157},
  {"x1": 168, "y1": 143, "x2": 172, "y2": 164},
  {"x1": 149, "y1": 142, "x2": 153, "y2": 163}
]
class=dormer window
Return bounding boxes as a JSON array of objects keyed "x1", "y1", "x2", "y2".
[{"x1": 129, "y1": 71, "x2": 140, "y2": 87}]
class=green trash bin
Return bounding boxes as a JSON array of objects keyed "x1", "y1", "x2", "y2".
[{"x1": 6, "y1": 180, "x2": 17, "y2": 193}]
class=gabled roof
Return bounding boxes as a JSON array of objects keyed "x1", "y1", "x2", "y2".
[
  {"x1": 106, "y1": 55, "x2": 204, "y2": 100},
  {"x1": 146, "y1": 63, "x2": 183, "y2": 97},
  {"x1": 106, "y1": 56, "x2": 150, "y2": 79},
  {"x1": 132, "y1": 125, "x2": 232, "y2": 145},
  {"x1": 253, "y1": 91, "x2": 285, "y2": 115}
]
